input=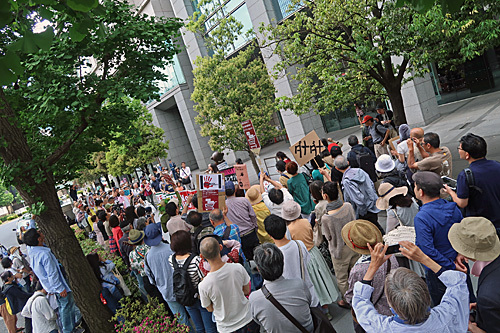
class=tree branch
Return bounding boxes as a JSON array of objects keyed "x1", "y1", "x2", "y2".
[{"x1": 396, "y1": 57, "x2": 410, "y2": 84}]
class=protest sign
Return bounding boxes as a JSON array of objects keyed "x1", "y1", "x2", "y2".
[
  {"x1": 197, "y1": 173, "x2": 224, "y2": 191},
  {"x1": 218, "y1": 166, "x2": 237, "y2": 184},
  {"x1": 289, "y1": 130, "x2": 325, "y2": 166},
  {"x1": 242, "y1": 120, "x2": 261, "y2": 155},
  {"x1": 234, "y1": 164, "x2": 250, "y2": 189}
]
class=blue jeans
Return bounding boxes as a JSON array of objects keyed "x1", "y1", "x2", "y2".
[
  {"x1": 167, "y1": 300, "x2": 193, "y2": 331},
  {"x1": 185, "y1": 299, "x2": 217, "y2": 333},
  {"x1": 102, "y1": 287, "x2": 123, "y2": 314},
  {"x1": 56, "y1": 292, "x2": 76, "y2": 333}
]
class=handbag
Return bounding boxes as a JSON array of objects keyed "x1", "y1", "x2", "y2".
[
  {"x1": 261, "y1": 285, "x2": 336, "y2": 333},
  {"x1": 113, "y1": 268, "x2": 131, "y2": 296},
  {"x1": 351, "y1": 259, "x2": 391, "y2": 325}
]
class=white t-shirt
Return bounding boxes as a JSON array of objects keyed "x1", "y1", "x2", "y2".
[
  {"x1": 262, "y1": 188, "x2": 294, "y2": 216},
  {"x1": 199, "y1": 263, "x2": 251, "y2": 332},
  {"x1": 397, "y1": 141, "x2": 422, "y2": 162}
]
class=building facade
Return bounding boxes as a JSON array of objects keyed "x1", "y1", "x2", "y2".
[{"x1": 132, "y1": 0, "x2": 500, "y2": 170}]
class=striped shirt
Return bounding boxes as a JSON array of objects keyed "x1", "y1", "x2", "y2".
[{"x1": 168, "y1": 254, "x2": 204, "y2": 288}]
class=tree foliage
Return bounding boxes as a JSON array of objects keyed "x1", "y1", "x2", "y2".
[
  {"x1": 261, "y1": 0, "x2": 500, "y2": 125},
  {"x1": 191, "y1": 45, "x2": 280, "y2": 172},
  {"x1": 0, "y1": 0, "x2": 182, "y2": 331},
  {"x1": 0, "y1": 185, "x2": 14, "y2": 207}
]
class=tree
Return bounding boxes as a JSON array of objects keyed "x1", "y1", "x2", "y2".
[
  {"x1": 261, "y1": 0, "x2": 500, "y2": 125},
  {"x1": 105, "y1": 100, "x2": 169, "y2": 177},
  {"x1": 188, "y1": 7, "x2": 280, "y2": 173},
  {"x1": 0, "y1": 1, "x2": 182, "y2": 331},
  {"x1": 191, "y1": 45, "x2": 280, "y2": 173},
  {"x1": 0, "y1": 185, "x2": 14, "y2": 207}
]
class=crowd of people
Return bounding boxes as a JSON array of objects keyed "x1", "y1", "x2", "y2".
[{"x1": 2, "y1": 110, "x2": 500, "y2": 333}]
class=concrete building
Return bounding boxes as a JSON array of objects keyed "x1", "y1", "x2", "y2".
[{"x1": 131, "y1": 0, "x2": 500, "y2": 170}]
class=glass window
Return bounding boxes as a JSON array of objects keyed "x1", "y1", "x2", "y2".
[
  {"x1": 231, "y1": 4, "x2": 253, "y2": 50},
  {"x1": 223, "y1": 0, "x2": 242, "y2": 15}
]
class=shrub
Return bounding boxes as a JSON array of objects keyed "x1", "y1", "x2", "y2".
[{"x1": 113, "y1": 298, "x2": 189, "y2": 333}]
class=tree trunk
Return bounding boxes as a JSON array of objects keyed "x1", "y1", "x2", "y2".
[
  {"x1": 248, "y1": 150, "x2": 260, "y2": 175},
  {"x1": 386, "y1": 86, "x2": 407, "y2": 126},
  {"x1": 0, "y1": 92, "x2": 115, "y2": 332}
]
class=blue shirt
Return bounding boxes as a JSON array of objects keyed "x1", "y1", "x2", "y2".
[
  {"x1": 414, "y1": 199, "x2": 462, "y2": 270},
  {"x1": 352, "y1": 270, "x2": 469, "y2": 333},
  {"x1": 28, "y1": 246, "x2": 71, "y2": 294},
  {"x1": 214, "y1": 223, "x2": 246, "y2": 261},
  {"x1": 456, "y1": 158, "x2": 500, "y2": 228},
  {"x1": 28, "y1": 219, "x2": 37, "y2": 230},
  {"x1": 144, "y1": 242, "x2": 175, "y2": 302}
]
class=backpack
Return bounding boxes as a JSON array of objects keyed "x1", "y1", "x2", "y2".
[
  {"x1": 301, "y1": 172, "x2": 313, "y2": 186},
  {"x1": 374, "y1": 123, "x2": 388, "y2": 138},
  {"x1": 172, "y1": 254, "x2": 197, "y2": 306},
  {"x1": 191, "y1": 226, "x2": 205, "y2": 256},
  {"x1": 464, "y1": 168, "x2": 483, "y2": 193},
  {"x1": 354, "y1": 149, "x2": 377, "y2": 182}
]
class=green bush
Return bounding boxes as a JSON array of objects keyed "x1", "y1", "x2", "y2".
[{"x1": 113, "y1": 298, "x2": 189, "y2": 333}]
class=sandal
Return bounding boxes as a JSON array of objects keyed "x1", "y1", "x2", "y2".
[{"x1": 337, "y1": 300, "x2": 351, "y2": 309}]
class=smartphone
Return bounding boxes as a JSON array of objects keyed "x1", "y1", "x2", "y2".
[
  {"x1": 386, "y1": 244, "x2": 401, "y2": 255},
  {"x1": 441, "y1": 176, "x2": 457, "y2": 190}
]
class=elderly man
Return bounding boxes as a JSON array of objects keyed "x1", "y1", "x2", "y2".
[
  {"x1": 249, "y1": 243, "x2": 314, "y2": 333},
  {"x1": 361, "y1": 115, "x2": 390, "y2": 158},
  {"x1": 448, "y1": 217, "x2": 500, "y2": 333},
  {"x1": 352, "y1": 242, "x2": 469, "y2": 333},
  {"x1": 334, "y1": 155, "x2": 384, "y2": 234}
]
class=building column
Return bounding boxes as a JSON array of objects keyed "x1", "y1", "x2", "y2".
[{"x1": 401, "y1": 72, "x2": 440, "y2": 127}]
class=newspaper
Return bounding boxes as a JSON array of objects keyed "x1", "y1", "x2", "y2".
[{"x1": 383, "y1": 226, "x2": 416, "y2": 246}]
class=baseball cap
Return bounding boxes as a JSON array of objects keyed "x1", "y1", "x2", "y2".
[
  {"x1": 361, "y1": 115, "x2": 374, "y2": 123},
  {"x1": 412, "y1": 171, "x2": 443, "y2": 187},
  {"x1": 225, "y1": 181, "x2": 235, "y2": 191}
]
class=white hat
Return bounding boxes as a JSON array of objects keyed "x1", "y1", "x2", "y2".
[{"x1": 375, "y1": 154, "x2": 395, "y2": 173}]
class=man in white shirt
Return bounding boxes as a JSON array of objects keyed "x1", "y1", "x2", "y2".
[
  {"x1": 198, "y1": 237, "x2": 253, "y2": 333},
  {"x1": 180, "y1": 162, "x2": 193, "y2": 189}
]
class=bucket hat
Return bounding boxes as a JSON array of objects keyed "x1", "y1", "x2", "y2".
[
  {"x1": 144, "y1": 223, "x2": 162, "y2": 247},
  {"x1": 245, "y1": 185, "x2": 263, "y2": 206},
  {"x1": 281, "y1": 200, "x2": 301, "y2": 221},
  {"x1": 375, "y1": 154, "x2": 395, "y2": 173},
  {"x1": 128, "y1": 229, "x2": 145, "y2": 245},
  {"x1": 341, "y1": 219, "x2": 383, "y2": 255},
  {"x1": 376, "y1": 183, "x2": 408, "y2": 210},
  {"x1": 448, "y1": 217, "x2": 500, "y2": 262}
]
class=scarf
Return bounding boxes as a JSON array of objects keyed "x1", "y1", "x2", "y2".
[{"x1": 326, "y1": 199, "x2": 343, "y2": 211}]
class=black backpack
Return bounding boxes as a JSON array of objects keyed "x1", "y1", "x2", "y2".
[
  {"x1": 172, "y1": 253, "x2": 197, "y2": 306},
  {"x1": 354, "y1": 149, "x2": 377, "y2": 182}
]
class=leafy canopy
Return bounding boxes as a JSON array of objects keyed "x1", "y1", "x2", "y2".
[{"x1": 0, "y1": 0, "x2": 182, "y2": 189}]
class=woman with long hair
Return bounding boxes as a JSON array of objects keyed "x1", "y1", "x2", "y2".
[{"x1": 86, "y1": 253, "x2": 122, "y2": 314}]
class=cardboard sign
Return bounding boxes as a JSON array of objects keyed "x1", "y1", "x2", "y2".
[
  {"x1": 389, "y1": 136, "x2": 400, "y2": 152},
  {"x1": 179, "y1": 190, "x2": 197, "y2": 210},
  {"x1": 198, "y1": 173, "x2": 224, "y2": 191},
  {"x1": 219, "y1": 166, "x2": 237, "y2": 184},
  {"x1": 234, "y1": 164, "x2": 250, "y2": 189},
  {"x1": 289, "y1": 130, "x2": 326, "y2": 166},
  {"x1": 242, "y1": 120, "x2": 261, "y2": 155},
  {"x1": 155, "y1": 190, "x2": 196, "y2": 210},
  {"x1": 88, "y1": 196, "x2": 95, "y2": 209}
]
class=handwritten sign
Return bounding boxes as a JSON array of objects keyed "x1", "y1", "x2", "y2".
[
  {"x1": 242, "y1": 120, "x2": 261, "y2": 155},
  {"x1": 234, "y1": 164, "x2": 250, "y2": 189},
  {"x1": 289, "y1": 130, "x2": 326, "y2": 166}
]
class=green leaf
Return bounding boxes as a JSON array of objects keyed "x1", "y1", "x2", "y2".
[
  {"x1": 0, "y1": 61, "x2": 17, "y2": 85},
  {"x1": 67, "y1": 0, "x2": 99, "y2": 12},
  {"x1": 0, "y1": 0, "x2": 12, "y2": 28},
  {"x1": 34, "y1": 26, "x2": 54, "y2": 51},
  {"x1": 38, "y1": 7, "x2": 54, "y2": 20},
  {"x1": 69, "y1": 26, "x2": 86, "y2": 42}
]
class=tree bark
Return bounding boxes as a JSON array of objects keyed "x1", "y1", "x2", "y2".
[
  {"x1": 0, "y1": 90, "x2": 115, "y2": 333},
  {"x1": 386, "y1": 85, "x2": 407, "y2": 126},
  {"x1": 248, "y1": 150, "x2": 260, "y2": 175}
]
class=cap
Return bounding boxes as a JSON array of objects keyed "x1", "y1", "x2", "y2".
[
  {"x1": 362, "y1": 115, "x2": 374, "y2": 123},
  {"x1": 412, "y1": 171, "x2": 443, "y2": 187},
  {"x1": 225, "y1": 181, "x2": 235, "y2": 191}
]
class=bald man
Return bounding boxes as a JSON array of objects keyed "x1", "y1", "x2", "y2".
[{"x1": 396, "y1": 127, "x2": 428, "y2": 164}]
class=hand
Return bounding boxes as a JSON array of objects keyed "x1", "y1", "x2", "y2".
[
  {"x1": 260, "y1": 172, "x2": 265, "y2": 181},
  {"x1": 442, "y1": 184, "x2": 454, "y2": 195},
  {"x1": 319, "y1": 168, "x2": 328, "y2": 176},
  {"x1": 60, "y1": 289, "x2": 68, "y2": 297},
  {"x1": 399, "y1": 241, "x2": 428, "y2": 263},
  {"x1": 455, "y1": 253, "x2": 468, "y2": 273},
  {"x1": 407, "y1": 138, "x2": 414, "y2": 151},
  {"x1": 222, "y1": 240, "x2": 230, "y2": 247},
  {"x1": 187, "y1": 194, "x2": 194, "y2": 203},
  {"x1": 363, "y1": 136, "x2": 371, "y2": 141},
  {"x1": 470, "y1": 302, "x2": 477, "y2": 311},
  {"x1": 222, "y1": 206, "x2": 228, "y2": 216},
  {"x1": 468, "y1": 322, "x2": 486, "y2": 333},
  {"x1": 368, "y1": 243, "x2": 391, "y2": 270},
  {"x1": 380, "y1": 141, "x2": 386, "y2": 146}
]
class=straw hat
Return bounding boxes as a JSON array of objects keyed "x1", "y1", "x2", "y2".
[
  {"x1": 376, "y1": 183, "x2": 408, "y2": 210},
  {"x1": 281, "y1": 200, "x2": 302, "y2": 221},
  {"x1": 245, "y1": 185, "x2": 263, "y2": 206},
  {"x1": 448, "y1": 217, "x2": 500, "y2": 262},
  {"x1": 341, "y1": 220, "x2": 383, "y2": 255},
  {"x1": 375, "y1": 154, "x2": 395, "y2": 173}
]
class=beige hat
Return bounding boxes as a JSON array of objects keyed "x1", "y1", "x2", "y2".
[
  {"x1": 448, "y1": 217, "x2": 500, "y2": 262},
  {"x1": 281, "y1": 200, "x2": 301, "y2": 221},
  {"x1": 376, "y1": 183, "x2": 408, "y2": 210},
  {"x1": 245, "y1": 185, "x2": 263, "y2": 206},
  {"x1": 341, "y1": 220, "x2": 383, "y2": 255}
]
